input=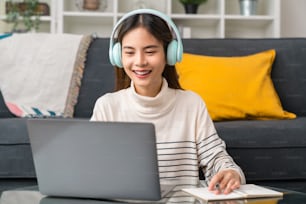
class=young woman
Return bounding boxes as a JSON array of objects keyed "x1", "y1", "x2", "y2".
[{"x1": 91, "y1": 9, "x2": 245, "y2": 195}]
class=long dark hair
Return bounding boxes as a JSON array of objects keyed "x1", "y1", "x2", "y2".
[{"x1": 114, "y1": 13, "x2": 182, "y2": 91}]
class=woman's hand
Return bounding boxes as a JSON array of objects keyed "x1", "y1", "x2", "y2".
[{"x1": 208, "y1": 169, "x2": 242, "y2": 195}]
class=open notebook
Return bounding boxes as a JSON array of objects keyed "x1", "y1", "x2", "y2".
[{"x1": 182, "y1": 184, "x2": 283, "y2": 201}]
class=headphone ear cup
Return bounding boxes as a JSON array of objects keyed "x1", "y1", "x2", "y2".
[
  {"x1": 176, "y1": 41, "x2": 183, "y2": 62},
  {"x1": 112, "y1": 42, "x2": 123, "y2": 68},
  {"x1": 167, "y1": 40, "x2": 178, "y2": 66}
]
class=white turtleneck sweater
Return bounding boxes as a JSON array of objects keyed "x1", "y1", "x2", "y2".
[{"x1": 91, "y1": 79, "x2": 245, "y2": 185}]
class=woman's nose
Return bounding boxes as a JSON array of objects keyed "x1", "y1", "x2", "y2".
[{"x1": 135, "y1": 52, "x2": 148, "y2": 67}]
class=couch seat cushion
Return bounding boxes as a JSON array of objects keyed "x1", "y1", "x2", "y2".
[
  {"x1": 0, "y1": 118, "x2": 35, "y2": 178},
  {"x1": 215, "y1": 117, "x2": 306, "y2": 148},
  {"x1": 215, "y1": 117, "x2": 306, "y2": 181},
  {"x1": 0, "y1": 119, "x2": 29, "y2": 144}
]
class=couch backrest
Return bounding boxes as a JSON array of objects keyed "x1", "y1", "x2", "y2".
[
  {"x1": 74, "y1": 38, "x2": 306, "y2": 118},
  {"x1": 2, "y1": 38, "x2": 305, "y2": 118},
  {"x1": 74, "y1": 38, "x2": 115, "y2": 118},
  {"x1": 0, "y1": 92, "x2": 14, "y2": 118}
]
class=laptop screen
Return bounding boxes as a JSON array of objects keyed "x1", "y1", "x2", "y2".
[{"x1": 27, "y1": 119, "x2": 161, "y2": 201}]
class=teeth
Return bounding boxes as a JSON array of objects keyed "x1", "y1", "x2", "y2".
[{"x1": 134, "y1": 70, "x2": 151, "y2": 75}]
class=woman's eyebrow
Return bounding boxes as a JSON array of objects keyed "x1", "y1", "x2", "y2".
[
  {"x1": 122, "y1": 45, "x2": 160, "y2": 50},
  {"x1": 122, "y1": 46, "x2": 134, "y2": 50},
  {"x1": 144, "y1": 45, "x2": 159, "y2": 49}
]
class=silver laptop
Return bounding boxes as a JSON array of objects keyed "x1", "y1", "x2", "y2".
[{"x1": 27, "y1": 119, "x2": 161, "y2": 201}]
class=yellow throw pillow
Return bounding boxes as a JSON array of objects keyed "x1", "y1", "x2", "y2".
[{"x1": 176, "y1": 50, "x2": 296, "y2": 121}]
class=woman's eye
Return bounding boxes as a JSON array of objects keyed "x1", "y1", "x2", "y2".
[
  {"x1": 124, "y1": 51, "x2": 134, "y2": 55},
  {"x1": 146, "y1": 50, "x2": 156, "y2": 55}
]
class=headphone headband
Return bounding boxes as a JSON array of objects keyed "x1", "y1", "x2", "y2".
[{"x1": 109, "y1": 9, "x2": 183, "y2": 67}]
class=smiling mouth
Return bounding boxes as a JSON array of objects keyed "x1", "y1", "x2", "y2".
[{"x1": 133, "y1": 70, "x2": 152, "y2": 76}]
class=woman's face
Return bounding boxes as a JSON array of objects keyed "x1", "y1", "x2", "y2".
[{"x1": 121, "y1": 26, "x2": 166, "y2": 97}]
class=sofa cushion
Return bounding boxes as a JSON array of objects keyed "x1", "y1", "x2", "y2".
[
  {"x1": 0, "y1": 119, "x2": 35, "y2": 178},
  {"x1": 215, "y1": 117, "x2": 306, "y2": 148},
  {"x1": 216, "y1": 117, "x2": 306, "y2": 181},
  {"x1": 176, "y1": 50, "x2": 296, "y2": 121},
  {"x1": 0, "y1": 119, "x2": 29, "y2": 144}
]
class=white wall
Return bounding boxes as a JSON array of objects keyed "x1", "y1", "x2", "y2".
[
  {"x1": 2, "y1": 0, "x2": 306, "y2": 37},
  {"x1": 0, "y1": 0, "x2": 6, "y2": 32},
  {"x1": 281, "y1": 0, "x2": 306, "y2": 37}
]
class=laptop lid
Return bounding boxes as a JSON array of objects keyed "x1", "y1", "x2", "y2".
[{"x1": 27, "y1": 119, "x2": 161, "y2": 201}]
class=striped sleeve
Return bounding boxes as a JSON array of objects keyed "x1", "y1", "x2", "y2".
[{"x1": 196, "y1": 100, "x2": 246, "y2": 184}]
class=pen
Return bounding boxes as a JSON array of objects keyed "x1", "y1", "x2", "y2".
[{"x1": 215, "y1": 183, "x2": 221, "y2": 191}]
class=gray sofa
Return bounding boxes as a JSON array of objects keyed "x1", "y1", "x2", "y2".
[{"x1": 1, "y1": 38, "x2": 306, "y2": 194}]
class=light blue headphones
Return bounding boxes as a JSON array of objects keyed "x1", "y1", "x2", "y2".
[{"x1": 109, "y1": 9, "x2": 183, "y2": 68}]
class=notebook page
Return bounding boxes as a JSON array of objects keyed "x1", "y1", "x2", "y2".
[
  {"x1": 182, "y1": 187, "x2": 243, "y2": 201},
  {"x1": 182, "y1": 184, "x2": 283, "y2": 201},
  {"x1": 235, "y1": 184, "x2": 283, "y2": 198}
]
